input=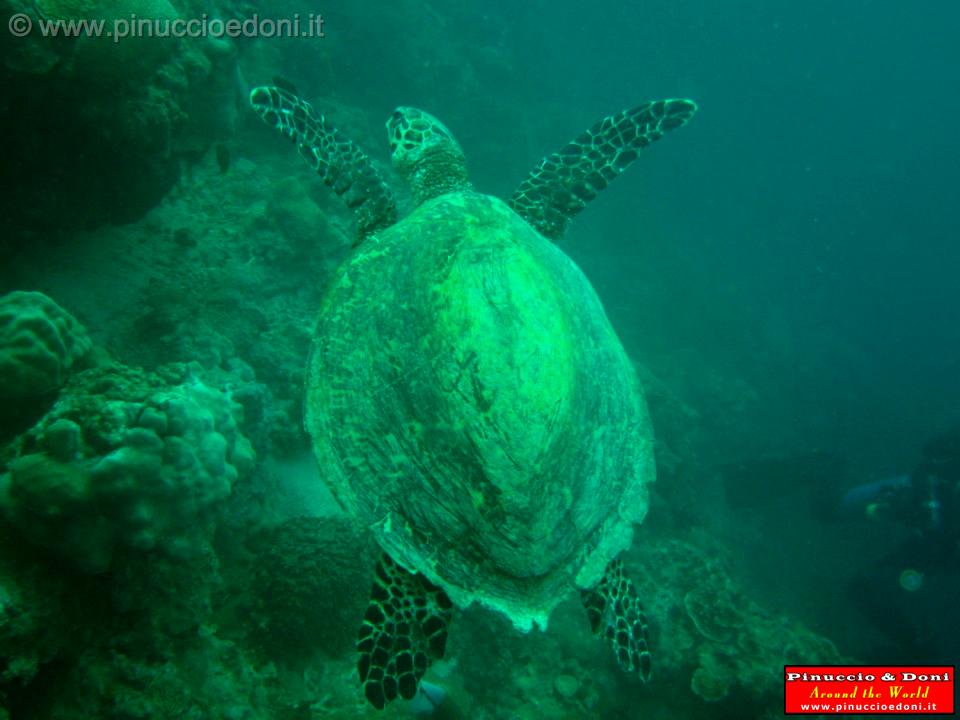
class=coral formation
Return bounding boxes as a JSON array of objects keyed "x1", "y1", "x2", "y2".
[
  {"x1": 250, "y1": 515, "x2": 376, "y2": 662},
  {"x1": 0, "y1": 541, "x2": 69, "y2": 686},
  {"x1": 0, "y1": 291, "x2": 92, "y2": 399},
  {"x1": 0, "y1": 354, "x2": 270, "y2": 718},
  {"x1": 0, "y1": 362, "x2": 255, "y2": 572},
  {"x1": 1, "y1": 0, "x2": 242, "y2": 232},
  {"x1": 0, "y1": 545, "x2": 273, "y2": 719},
  {"x1": 34, "y1": 0, "x2": 180, "y2": 81},
  {"x1": 631, "y1": 537, "x2": 845, "y2": 707}
]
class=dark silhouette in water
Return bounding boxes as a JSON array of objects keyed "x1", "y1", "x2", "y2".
[
  {"x1": 215, "y1": 143, "x2": 231, "y2": 173},
  {"x1": 840, "y1": 424, "x2": 960, "y2": 661}
]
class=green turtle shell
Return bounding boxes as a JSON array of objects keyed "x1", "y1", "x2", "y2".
[{"x1": 305, "y1": 191, "x2": 654, "y2": 631}]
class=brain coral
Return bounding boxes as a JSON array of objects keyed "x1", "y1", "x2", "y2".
[
  {"x1": 0, "y1": 363, "x2": 255, "y2": 572},
  {"x1": 251, "y1": 515, "x2": 376, "y2": 662},
  {"x1": 0, "y1": 291, "x2": 91, "y2": 399}
]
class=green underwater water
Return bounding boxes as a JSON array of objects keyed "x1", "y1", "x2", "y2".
[{"x1": 1, "y1": 1, "x2": 959, "y2": 719}]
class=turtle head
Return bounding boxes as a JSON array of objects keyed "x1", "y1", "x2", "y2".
[{"x1": 387, "y1": 107, "x2": 471, "y2": 206}]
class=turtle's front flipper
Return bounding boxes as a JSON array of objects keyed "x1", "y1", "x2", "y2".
[
  {"x1": 249, "y1": 86, "x2": 398, "y2": 240},
  {"x1": 357, "y1": 554, "x2": 453, "y2": 710},
  {"x1": 509, "y1": 99, "x2": 697, "y2": 240},
  {"x1": 581, "y1": 559, "x2": 652, "y2": 681}
]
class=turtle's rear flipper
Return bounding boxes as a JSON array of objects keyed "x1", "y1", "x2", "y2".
[
  {"x1": 249, "y1": 86, "x2": 398, "y2": 240},
  {"x1": 509, "y1": 99, "x2": 697, "y2": 240},
  {"x1": 357, "y1": 554, "x2": 453, "y2": 709},
  {"x1": 581, "y1": 559, "x2": 652, "y2": 681}
]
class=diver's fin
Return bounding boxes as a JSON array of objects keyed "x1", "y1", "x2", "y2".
[
  {"x1": 357, "y1": 554, "x2": 453, "y2": 709},
  {"x1": 509, "y1": 99, "x2": 697, "y2": 240},
  {"x1": 249, "y1": 85, "x2": 398, "y2": 240},
  {"x1": 581, "y1": 559, "x2": 652, "y2": 680}
]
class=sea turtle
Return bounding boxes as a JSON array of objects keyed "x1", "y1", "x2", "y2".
[{"x1": 249, "y1": 84, "x2": 697, "y2": 709}]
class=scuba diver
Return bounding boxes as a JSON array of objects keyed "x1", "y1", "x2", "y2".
[{"x1": 839, "y1": 424, "x2": 960, "y2": 660}]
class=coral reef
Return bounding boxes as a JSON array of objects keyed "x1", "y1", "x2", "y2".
[
  {"x1": 1, "y1": 0, "x2": 243, "y2": 233},
  {"x1": 631, "y1": 537, "x2": 845, "y2": 709},
  {"x1": 0, "y1": 291, "x2": 91, "y2": 399},
  {"x1": 0, "y1": 362, "x2": 255, "y2": 573},
  {"x1": 0, "y1": 538, "x2": 71, "y2": 686},
  {"x1": 31, "y1": 0, "x2": 180, "y2": 82},
  {"x1": 0, "y1": 290, "x2": 94, "y2": 446},
  {"x1": 0, "y1": 354, "x2": 270, "y2": 719},
  {"x1": 38, "y1": 550, "x2": 274, "y2": 720},
  {"x1": 250, "y1": 515, "x2": 376, "y2": 662},
  {"x1": 0, "y1": 521, "x2": 274, "y2": 719}
]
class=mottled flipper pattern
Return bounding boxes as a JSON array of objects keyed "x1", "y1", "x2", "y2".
[
  {"x1": 357, "y1": 554, "x2": 453, "y2": 709},
  {"x1": 581, "y1": 559, "x2": 652, "y2": 680},
  {"x1": 249, "y1": 86, "x2": 398, "y2": 240},
  {"x1": 510, "y1": 99, "x2": 697, "y2": 240}
]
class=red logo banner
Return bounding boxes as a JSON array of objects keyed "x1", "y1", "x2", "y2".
[{"x1": 785, "y1": 665, "x2": 954, "y2": 715}]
